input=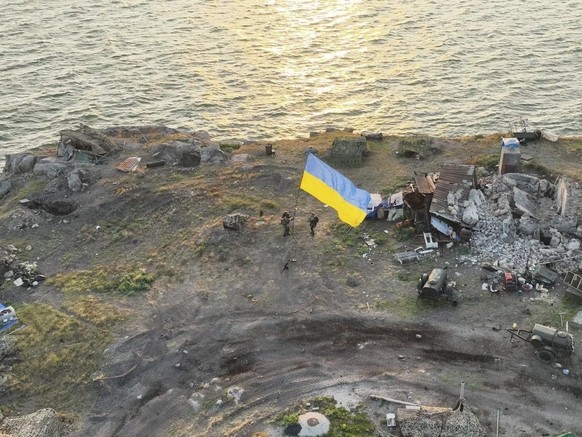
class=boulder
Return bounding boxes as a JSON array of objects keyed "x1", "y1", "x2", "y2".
[
  {"x1": 462, "y1": 203, "x2": 479, "y2": 226},
  {"x1": 151, "y1": 141, "x2": 201, "y2": 167},
  {"x1": 201, "y1": 146, "x2": 229, "y2": 164},
  {"x1": 0, "y1": 180, "x2": 12, "y2": 197},
  {"x1": 513, "y1": 187, "x2": 538, "y2": 219},
  {"x1": 33, "y1": 160, "x2": 70, "y2": 179},
  {"x1": 4, "y1": 154, "x2": 37, "y2": 174},
  {"x1": 67, "y1": 172, "x2": 83, "y2": 192},
  {"x1": 468, "y1": 188, "x2": 485, "y2": 206},
  {"x1": 566, "y1": 239, "x2": 581, "y2": 251},
  {"x1": 361, "y1": 131, "x2": 383, "y2": 140}
]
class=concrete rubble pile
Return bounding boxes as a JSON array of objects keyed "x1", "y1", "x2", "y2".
[
  {"x1": 399, "y1": 404, "x2": 486, "y2": 437},
  {"x1": 448, "y1": 173, "x2": 582, "y2": 273}
]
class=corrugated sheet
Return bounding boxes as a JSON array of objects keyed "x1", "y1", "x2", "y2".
[
  {"x1": 116, "y1": 157, "x2": 142, "y2": 172},
  {"x1": 429, "y1": 164, "x2": 476, "y2": 215}
]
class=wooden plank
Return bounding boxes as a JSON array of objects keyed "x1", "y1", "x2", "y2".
[{"x1": 563, "y1": 272, "x2": 582, "y2": 299}]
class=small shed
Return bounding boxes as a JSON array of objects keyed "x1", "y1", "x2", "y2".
[
  {"x1": 329, "y1": 137, "x2": 368, "y2": 167},
  {"x1": 499, "y1": 138, "x2": 521, "y2": 175}
]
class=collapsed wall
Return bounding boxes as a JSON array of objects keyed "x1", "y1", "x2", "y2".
[{"x1": 449, "y1": 173, "x2": 582, "y2": 274}]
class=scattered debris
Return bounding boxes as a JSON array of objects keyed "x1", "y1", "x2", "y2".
[
  {"x1": 394, "y1": 251, "x2": 421, "y2": 264},
  {"x1": 398, "y1": 403, "x2": 486, "y2": 437},
  {"x1": 116, "y1": 157, "x2": 142, "y2": 173},
  {"x1": 0, "y1": 304, "x2": 20, "y2": 334},
  {"x1": 223, "y1": 213, "x2": 249, "y2": 231},
  {"x1": 58, "y1": 123, "x2": 121, "y2": 160}
]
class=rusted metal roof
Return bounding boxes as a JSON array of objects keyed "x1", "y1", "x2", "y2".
[
  {"x1": 116, "y1": 157, "x2": 142, "y2": 172},
  {"x1": 429, "y1": 164, "x2": 476, "y2": 215}
]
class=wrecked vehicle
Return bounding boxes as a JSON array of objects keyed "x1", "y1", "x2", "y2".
[
  {"x1": 417, "y1": 268, "x2": 459, "y2": 306},
  {"x1": 507, "y1": 323, "x2": 575, "y2": 364}
]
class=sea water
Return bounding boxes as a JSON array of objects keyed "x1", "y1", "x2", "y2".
[{"x1": 1, "y1": 0, "x2": 581, "y2": 158}]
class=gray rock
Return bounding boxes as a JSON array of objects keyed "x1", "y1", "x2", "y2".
[
  {"x1": 33, "y1": 161, "x2": 70, "y2": 179},
  {"x1": 462, "y1": 203, "x2": 479, "y2": 226},
  {"x1": 4, "y1": 154, "x2": 38, "y2": 174},
  {"x1": 0, "y1": 180, "x2": 12, "y2": 197},
  {"x1": 201, "y1": 146, "x2": 229, "y2": 164},
  {"x1": 503, "y1": 176, "x2": 517, "y2": 188},
  {"x1": 468, "y1": 189, "x2": 485, "y2": 206},
  {"x1": 67, "y1": 172, "x2": 83, "y2": 192},
  {"x1": 151, "y1": 141, "x2": 202, "y2": 167},
  {"x1": 0, "y1": 408, "x2": 63, "y2": 437},
  {"x1": 513, "y1": 187, "x2": 538, "y2": 219},
  {"x1": 550, "y1": 233, "x2": 562, "y2": 247}
]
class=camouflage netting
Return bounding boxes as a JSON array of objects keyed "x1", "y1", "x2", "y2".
[
  {"x1": 329, "y1": 137, "x2": 368, "y2": 167},
  {"x1": 399, "y1": 405, "x2": 487, "y2": 437}
]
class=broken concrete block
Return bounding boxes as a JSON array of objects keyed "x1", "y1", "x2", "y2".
[
  {"x1": 513, "y1": 187, "x2": 539, "y2": 219},
  {"x1": 462, "y1": 203, "x2": 479, "y2": 226}
]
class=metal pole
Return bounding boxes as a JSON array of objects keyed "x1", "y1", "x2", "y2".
[
  {"x1": 460, "y1": 380, "x2": 465, "y2": 400},
  {"x1": 496, "y1": 409, "x2": 500, "y2": 437}
]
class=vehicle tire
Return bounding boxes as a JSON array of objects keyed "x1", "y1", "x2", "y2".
[{"x1": 535, "y1": 347, "x2": 556, "y2": 364}]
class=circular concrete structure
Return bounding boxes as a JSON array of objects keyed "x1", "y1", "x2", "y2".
[{"x1": 297, "y1": 412, "x2": 330, "y2": 437}]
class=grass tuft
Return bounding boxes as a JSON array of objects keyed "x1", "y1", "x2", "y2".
[
  {"x1": 8, "y1": 301, "x2": 126, "y2": 412},
  {"x1": 49, "y1": 266, "x2": 155, "y2": 296}
]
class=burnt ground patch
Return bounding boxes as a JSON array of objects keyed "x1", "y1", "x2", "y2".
[{"x1": 421, "y1": 348, "x2": 497, "y2": 364}]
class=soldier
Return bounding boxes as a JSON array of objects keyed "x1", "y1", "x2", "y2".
[
  {"x1": 308, "y1": 212, "x2": 319, "y2": 236},
  {"x1": 281, "y1": 211, "x2": 293, "y2": 236}
]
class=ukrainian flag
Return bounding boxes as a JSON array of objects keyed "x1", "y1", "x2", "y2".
[{"x1": 300, "y1": 154, "x2": 371, "y2": 227}]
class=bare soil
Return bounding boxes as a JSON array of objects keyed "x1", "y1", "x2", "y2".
[{"x1": 1, "y1": 130, "x2": 581, "y2": 437}]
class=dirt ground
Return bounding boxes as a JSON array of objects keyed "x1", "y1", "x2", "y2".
[{"x1": 1, "y1": 129, "x2": 581, "y2": 437}]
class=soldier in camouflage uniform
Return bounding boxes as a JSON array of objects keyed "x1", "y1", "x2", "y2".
[{"x1": 281, "y1": 211, "x2": 293, "y2": 236}]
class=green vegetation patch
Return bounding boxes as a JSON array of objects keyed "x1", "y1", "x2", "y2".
[
  {"x1": 393, "y1": 225, "x2": 415, "y2": 242},
  {"x1": 219, "y1": 143, "x2": 242, "y2": 153},
  {"x1": 381, "y1": 176, "x2": 411, "y2": 197},
  {"x1": 329, "y1": 223, "x2": 360, "y2": 249},
  {"x1": 9, "y1": 301, "x2": 126, "y2": 412},
  {"x1": 467, "y1": 153, "x2": 499, "y2": 170},
  {"x1": 527, "y1": 293, "x2": 582, "y2": 329},
  {"x1": 49, "y1": 266, "x2": 155, "y2": 296},
  {"x1": 376, "y1": 294, "x2": 424, "y2": 317},
  {"x1": 217, "y1": 193, "x2": 279, "y2": 214},
  {"x1": 313, "y1": 396, "x2": 374, "y2": 435},
  {"x1": 64, "y1": 295, "x2": 131, "y2": 326},
  {"x1": 276, "y1": 396, "x2": 374, "y2": 436},
  {"x1": 522, "y1": 160, "x2": 554, "y2": 178},
  {"x1": 0, "y1": 178, "x2": 46, "y2": 219}
]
